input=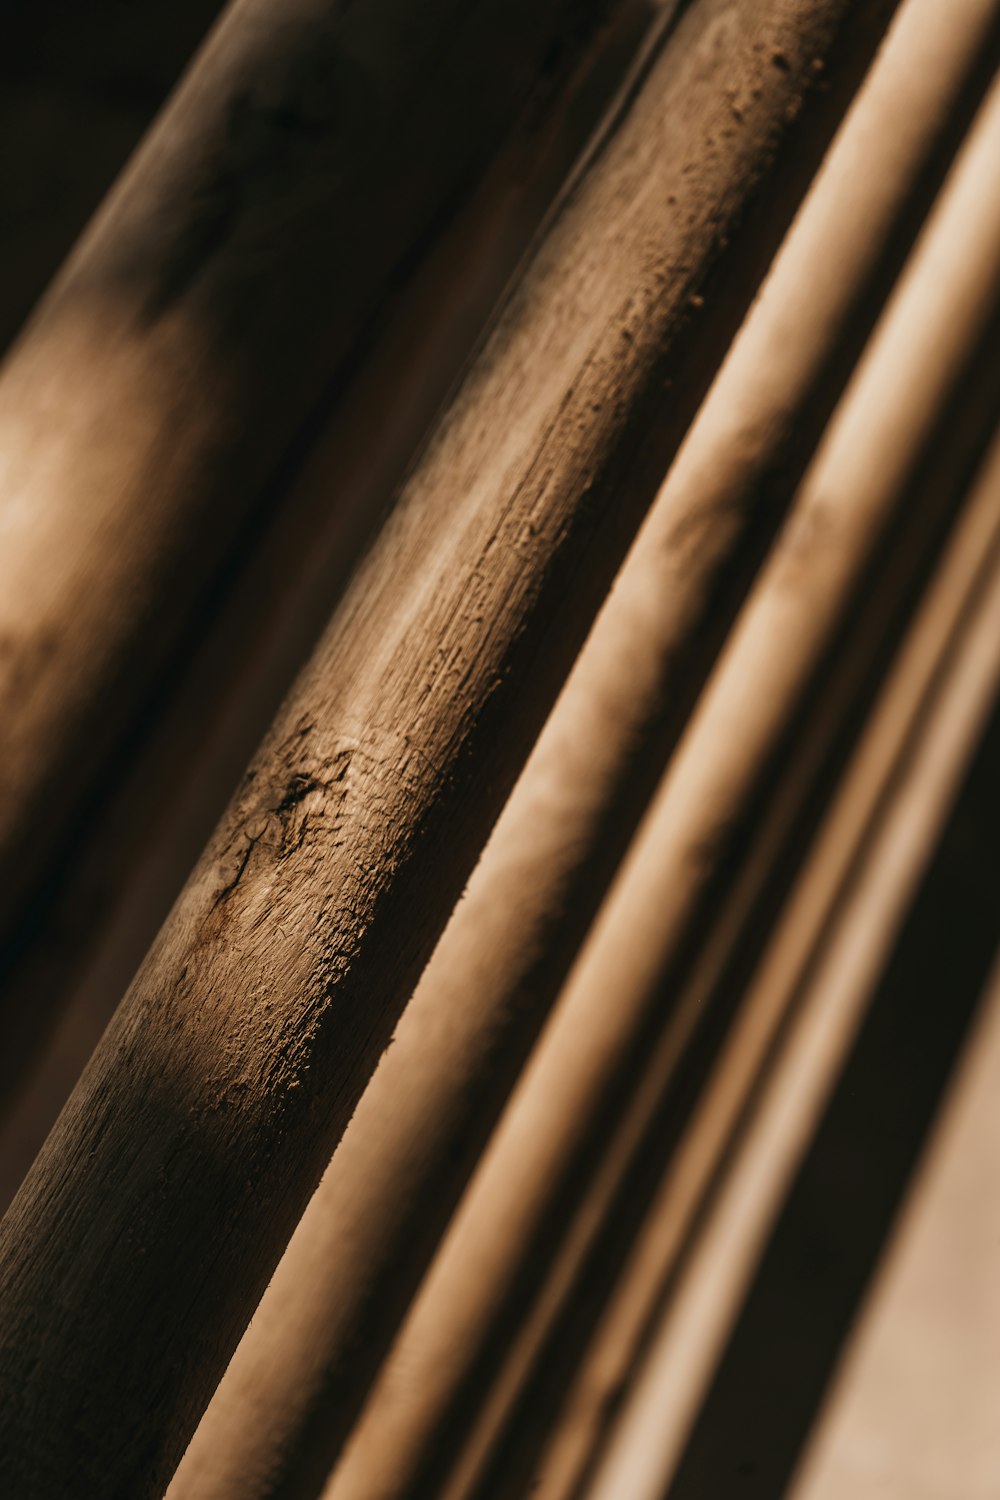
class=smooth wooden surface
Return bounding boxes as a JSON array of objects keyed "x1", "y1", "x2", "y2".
[
  {"x1": 589, "y1": 470, "x2": 1000, "y2": 1500},
  {"x1": 0, "y1": 2, "x2": 880, "y2": 1495},
  {"x1": 538, "y1": 422, "x2": 1000, "y2": 1500},
  {"x1": 789, "y1": 957, "x2": 1000, "y2": 1500}
]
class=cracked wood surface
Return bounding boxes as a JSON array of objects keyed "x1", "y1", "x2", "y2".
[
  {"x1": 0, "y1": 0, "x2": 623, "y2": 1096},
  {"x1": 316, "y1": 67, "x2": 1000, "y2": 1500},
  {"x1": 0, "y1": 1, "x2": 895, "y2": 1495}
]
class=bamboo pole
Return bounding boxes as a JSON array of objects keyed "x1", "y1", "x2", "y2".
[
  {"x1": 534, "y1": 420, "x2": 1000, "y2": 1500},
  {"x1": 321, "y1": 74, "x2": 1000, "y2": 1500},
  {"x1": 582, "y1": 445, "x2": 1000, "y2": 1500},
  {"x1": 0, "y1": 3, "x2": 866, "y2": 1495},
  {"x1": 0, "y1": 0, "x2": 629, "y2": 1095},
  {"x1": 167, "y1": 0, "x2": 980, "y2": 1492}
]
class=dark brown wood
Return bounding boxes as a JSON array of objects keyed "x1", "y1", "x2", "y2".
[
  {"x1": 0, "y1": 1, "x2": 894, "y2": 1495},
  {"x1": 0, "y1": 0, "x2": 625, "y2": 1098},
  {"x1": 0, "y1": 0, "x2": 223, "y2": 354}
]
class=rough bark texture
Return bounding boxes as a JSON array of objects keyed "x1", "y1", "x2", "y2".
[
  {"x1": 0, "y1": 0, "x2": 624, "y2": 1095},
  {"x1": 0, "y1": 0, "x2": 650, "y2": 1138},
  {"x1": 0, "y1": 1, "x2": 896, "y2": 1495},
  {"x1": 169, "y1": 0, "x2": 995, "y2": 1493},
  {"x1": 539, "y1": 427, "x2": 1000, "y2": 1500}
]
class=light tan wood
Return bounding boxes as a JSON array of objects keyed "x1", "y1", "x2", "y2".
[
  {"x1": 538, "y1": 421, "x2": 1000, "y2": 1500},
  {"x1": 170, "y1": 0, "x2": 989, "y2": 1494},
  {"x1": 788, "y1": 956, "x2": 1000, "y2": 1500},
  {"x1": 583, "y1": 445, "x2": 1000, "y2": 1500}
]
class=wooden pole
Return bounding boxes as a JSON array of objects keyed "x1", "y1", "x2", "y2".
[
  {"x1": 533, "y1": 419, "x2": 1000, "y2": 1500},
  {"x1": 0, "y1": 0, "x2": 628, "y2": 1094},
  {"x1": 582, "y1": 444, "x2": 1000, "y2": 1500},
  {"x1": 319, "y1": 73, "x2": 1000, "y2": 1500},
  {"x1": 0, "y1": 0, "x2": 651, "y2": 1142},
  {"x1": 169, "y1": 0, "x2": 991, "y2": 1493},
  {"x1": 0, "y1": 0, "x2": 222, "y2": 353},
  {"x1": 0, "y1": 2, "x2": 870, "y2": 1495}
]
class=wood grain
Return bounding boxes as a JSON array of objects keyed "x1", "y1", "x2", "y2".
[
  {"x1": 168, "y1": 0, "x2": 990, "y2": 1491},
  {"x1": 317, "y1": 66, "x2": 1000, "y2": 1500},
  {"x1": 0, "y1": 0, "x2": 624, "y2": 1094},
  {"x1": 0, "y1": 1, "x2": 892, "y2": 1495}
]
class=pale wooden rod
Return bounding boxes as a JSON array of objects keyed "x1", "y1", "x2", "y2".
[
  {"x1": 167, "y1": 0, "x2": 977, "y2": 1491},
  {"x1": 0, "y1": 0, "x2": 650, "y2": 1171},
  {"x1": 0, "y1": 1, "x2": 870, "y2": 1495},
  {"x1": 319, "y1": 69, "x2": 1000, "y2": 1500},
  {"x1": 456, "y1": 399, "x2": 1000, "y2": 1500},
  {"x1": 535, "y1": 419, "x2": 1000, "y2": 1500},
  {"x1": 581, "y1": 435, "x2": 1000, "y2": 1500}
]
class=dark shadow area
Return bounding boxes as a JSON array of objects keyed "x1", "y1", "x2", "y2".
[
  {"x1": 663, "y1": 688, "x2": 1000, "y2": 1500},
  {"x1": 0, "y1": 0, "x2": 225, "y2": 352}
]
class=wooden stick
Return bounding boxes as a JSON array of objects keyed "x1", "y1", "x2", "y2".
[
  {"x1": 0, "y1": 0, "x2": 628, "y2": 1095},
  {"x1": 320, "y1": 70, "x2": 1000, "y2": 1500},
  {"x1": 581, "y1": 440, "x2": 1000, "y2": 1500},
  {"x1": 535, "y1": 420, "x2": 1000, "y2": 1500},
  {"x1": 785, "y1": 956, "x2": 1000, "y2": 1500},
  {"x1": 0, "y1": 2, "x2": 865, "y2": 1494},
  {"x1": 169, "y1": 0, "x2": 987, "y2": 1493},
  {"x1": 0, "y1": 0, "x2": 652, "y2": 1145}
]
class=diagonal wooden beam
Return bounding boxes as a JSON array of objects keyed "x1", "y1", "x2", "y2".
[
  {"x1": 0, "y1": 0, "x2": 629, "y2": 1097},
  {"x1": 535, "y1": 418, "x2": 1000, "y2": 1500},
  {"x1": 586, "y1": 437, "x2": 1000, "y2": 1500},
  {"x1": 167, "y1": 0, "x2": 995, "y2": 1493}
]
